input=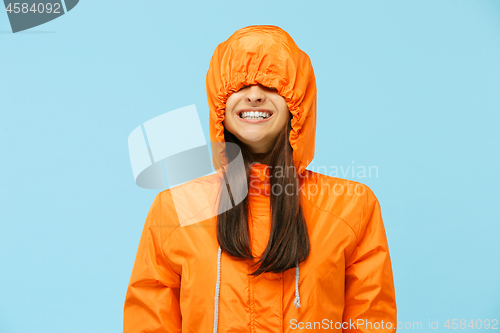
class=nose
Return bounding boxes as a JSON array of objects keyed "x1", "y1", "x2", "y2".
[{"x1": 243, "y1": 85, "x2": 266, "y2": 104}]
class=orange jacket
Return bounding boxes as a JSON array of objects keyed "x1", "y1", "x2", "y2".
[{"x1": 123, "y1": 25, "x2": 397, "y2": 333}]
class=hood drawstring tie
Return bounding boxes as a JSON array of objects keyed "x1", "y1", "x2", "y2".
[
  {"x1": 293, "y1": 264, "x2": 301, "y2": 308},
  {"x1": 213, "y1": 246, "x2": 301, "y2": 332},
  {"x1": 213, "y1": 246, "x2": 222, "y2": 333}
]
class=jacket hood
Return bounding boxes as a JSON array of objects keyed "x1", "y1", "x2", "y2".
[{"x1": 206, "y1": 25, "x2": 317, "y2": 175}]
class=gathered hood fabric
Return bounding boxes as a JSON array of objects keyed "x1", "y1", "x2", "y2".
[
  {"x1": 124, "y1": 25, "x2": 397, "y2": 333},
  {"x1": 206, "y1": 25, "x2": 317, "y2": 176}
]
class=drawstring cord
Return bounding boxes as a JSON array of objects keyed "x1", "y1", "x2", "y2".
[
  {"x1": 213, "y1": 246, "x2": 222, "y2": 333},
  {"x1": 293, "y1": 264, "x2": 301, "y2": 308},
  {"x1": 213, "y1": 246, "x2": 301, "y2": 332}
]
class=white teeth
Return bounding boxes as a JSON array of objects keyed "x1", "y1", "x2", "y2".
[{"x1": 240, "y1": 111, "x2": 272, "y2": 119}]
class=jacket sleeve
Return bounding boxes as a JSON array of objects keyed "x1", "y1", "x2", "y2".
[
  {"x1": 123, "y1": 192, "x2": 182, "y2": 333},
  {"x1": 342, "y1": 186, "x2": 397, "y2": 332}
]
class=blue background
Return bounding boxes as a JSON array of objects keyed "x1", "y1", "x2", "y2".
[{"x1": 1, "y1": 0, "x2": 499, "y2": 332}]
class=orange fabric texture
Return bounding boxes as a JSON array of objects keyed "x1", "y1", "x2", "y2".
[{"x1": 123, "y1": 25, "x2": 397, "y2": 332}]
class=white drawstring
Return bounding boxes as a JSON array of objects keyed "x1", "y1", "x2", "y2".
[
  {"x1": 213, "y1": 246, "x2": 222, "y2": 333},
  {"x1": 293, "y1": 264, "x2": 301, "y2": 308}
]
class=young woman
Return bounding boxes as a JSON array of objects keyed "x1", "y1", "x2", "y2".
[{"x1": 124, "y1": 25, "x2": 397, "y2": 333}]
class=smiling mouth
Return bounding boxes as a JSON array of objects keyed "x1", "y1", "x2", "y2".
[{"x1": 237, "y1": 110, "x2": 274, "y2": 120}]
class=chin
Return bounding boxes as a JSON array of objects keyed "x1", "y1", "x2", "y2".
[{"x1": 239, "y1": 134, "x2": 266, "y2": 144}]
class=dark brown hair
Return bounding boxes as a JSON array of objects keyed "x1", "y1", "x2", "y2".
[{"x1": 216, "y1": 112, "x2": 310, "y2": 276}]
